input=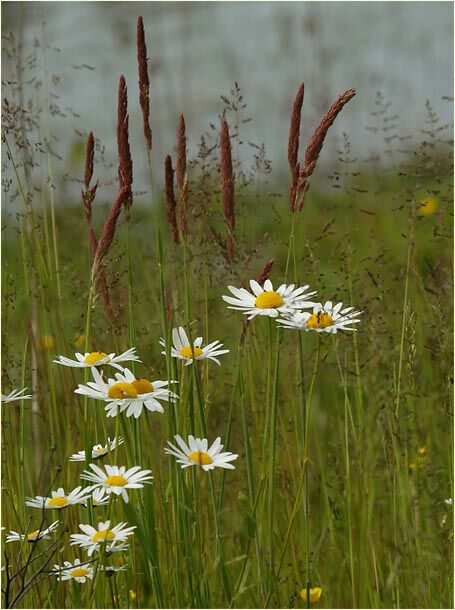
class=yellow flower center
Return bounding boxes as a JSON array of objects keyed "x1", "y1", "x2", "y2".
[
  {"x1": 299, "y1": 587, "x2": 322, "y2": 604},
  {"x1": 84, "y1": 351, "x2": 109, "y2": 365},
  {"x1": 254, "y1": 291, "x2": 284, "y2": 309},
  {"x1": 188, "y1": 451, "x2": 213, "y2": 466},
  {"x1": 108, "y1": 382, "x2": 138, "y2": 399},
  {"x1": 92, "y1": 529, "x2": 115, "y2": 543},
  {"x1": 47, "y1": 496, "x2": 69, "y2": 508},
  {"x1": 105, "y1": 475, "x2": 128, "y2": 487},
  {"x1": 131, "y1": 378, "x2": 154, "y2": 394},
  {"x1": 70, "y1": 567, "x2": 89, "y2": 578},
  {"x1": 305, "y1": 311, "x2": 334, "y2": 329},
  {"x1": 179, "y1": 346, "x2": 203, "y2": 359},
  {"x1": 27, "y1": 530, "x2": 40, "y2": 541}
]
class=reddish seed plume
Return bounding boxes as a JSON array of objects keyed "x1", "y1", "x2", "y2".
[
  {"x1": 179, "y1": 173, "x2": 189, "y2": 242},
  {"x1": 296, "y1": 87, "x2": 357, "y2": 211},
  {"x1": 82, "y1": 131, "x2": 98, "y2": 223},
  {"x1": 304, "y1": 87, "x2": 357, "y2": 174},
  {"x1": 220, "y1": 118, "x2": 235, "y2": 260},
  {"x1": 137, "y1": 16, "x2": 152, "y2": 150},
  {"x1": 164, "y1": 155, "x2": 179, "y2": 245},
  {"x1": 81, "y1": 134, "x2": 113, "y2": 320},
  {"x1": 84, "y1": 131, "x2": 95, "y2": 189},
  {"x1": 176, "y1": 114, "x2": 186, "y2": 194},
  {"x1": 176, "y1": 114, "x2": 188, "y2": 240},
  {"x1": 288, "y1": 82, "x2": 305, "y2": 212},
  {"x1": 117, "y1": 76, "x2": 133, "y2": 209},
  {"x1": 93, "y1": 186, "x2": 130, "y2": 276},
  {"x1": 240, "y1": 258, "x2": 275, "y2": 346}
]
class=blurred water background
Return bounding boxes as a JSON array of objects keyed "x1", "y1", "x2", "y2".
[{"x1": 2, "y1": 1, "x2": 453, "y2": 205}]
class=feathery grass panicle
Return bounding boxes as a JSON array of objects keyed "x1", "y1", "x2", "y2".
[
  {"x1": 176, "y1": 114, "x2": 187, "y2": 194},
  {"x1": 117, "y1": 75, "x2": 133, "y2": 209},
  {"x1": 164, "y1": 155, "x2": 179, "y2": 245},
  {"x1": 296, "y1": 87, "x2": 357, "y2": 211},
  {"x1": 81, "y1": 131, "x2": 112, "y2": 318},
  {"x1": 220, "y1": 118, "x2": 235, "y2": 260},
  {"x1": 176, "y1": 114, "x2": 188, "y2": 240},
  {"x1": 137, "y1": 16, "x2": 152, "y2": 150},
  {"x1": 288, "y1": 82, "x2": 305, "y2": 212},
  {"x1": 93, "y1": 185, "x2": 130, "y2": 276},
  {"x1": 82, "y1": 131, "x2": 98, "y2": 224}
]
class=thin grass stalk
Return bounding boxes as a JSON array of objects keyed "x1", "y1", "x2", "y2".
[
  {"x1": 303, "y1": 337, "x2": 321, "y2": 609},
  {"x1": 395, "y1": 206, "x2": 415, "y2": 418},
  {"x1": 267, "y1": 325, "x2": 282, "y2": 602}
]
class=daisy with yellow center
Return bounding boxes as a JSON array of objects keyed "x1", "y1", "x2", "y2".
[
  {"x1": 80, "y1": 464, "x2": 153, "y2": 503},
  {"x1": 53, "y1": 559, "x2": 93, "y2": 583},
  {"x1": 222, "y1": 279, "x2": 317, "y2": 320},
  {"x1": 70, "y1": 520, "x2": 136, "y2": 556},
  {"x1": 165, "y1": 434, "x2": 238, "y2": 471},
  {"x1": 54, "y1": 347, "x2": 141, "y2": 370},
  {"x1": 279, "y1": 301, "x2": 362, "y2": 334},
  {"x1": 69, "y1": 437, "x2": 124, "y2": 462},
  {"x1": 160, "y1": 327, "x2": 229, "y2": 366},
  {"x1": 75, "y1": 367, "x2": 177, "y2": 418},
  {"x1": 299, "y1": 586, "x2": 322, "y2": 604},
  {"x1": 26, "y1": 486, "x2": 92, "y2": 510},
  {"x1": 6, "y1": 521, "x2": 59, "y2": 543}
]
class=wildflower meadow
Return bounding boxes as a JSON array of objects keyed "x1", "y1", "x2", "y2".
[{"x1": 1, "y1": 7, "x2": 453, "y2": 610}]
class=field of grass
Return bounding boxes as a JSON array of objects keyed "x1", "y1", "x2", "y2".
[{"x1": 1, "y1": 15, "x2": 453, "y2": 610}]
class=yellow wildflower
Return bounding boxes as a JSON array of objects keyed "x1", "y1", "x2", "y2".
[
  {"x1": 40, "y1": 335, "x2": 55, "y2": 350},
  {"x1": 299, "y1": 586, "x2": 322, "y2": 604},
  {"x1": 417, "y1": 196, "x2": 438, "y2": 216}
]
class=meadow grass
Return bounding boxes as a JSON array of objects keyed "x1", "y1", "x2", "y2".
[{"x1": 1, "y1": 17, "x2": 453, "y2": 610}]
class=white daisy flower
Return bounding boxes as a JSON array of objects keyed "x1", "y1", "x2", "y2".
[
  {"x1": 101, "y1": 564, "x2": 128, "y2": 577},
  {"x1": 82, "y1": 487, "x2": 111, "y2": 508},
  {"x1": 1, "y1": 388, "x2": 32, "y2": 403},
  {"x1": 279, "y1": 300, "x2": 362, "y2": 333},
  {"x1": 80, "y1": 464, "x2": 153, "y2": 503},
  {"x1": 165, "y1": 435, "x2": 238, "y2": 471},
  {"x1": 159, "y1": 327, "x2": 229, "y2": 366},
  {"x1": 445, "y1": 498, "x2": 453, "y2": 506},
  {"x1": 6, "y1": 521, "x2": 59, "y2": 543},
  {"x1": 75, "y1": 367, "x2": 177, "y2": 419},
  {"x1": 25, "y1": 486, "x2": 92, "y2": 510},
  {"x1": 53, "y1": 559, "x2": 93, "y2": 583},
  {"x1": 222, "y1": 279, "x2": 317, "y2": 320},
  {"x1": 70, "y1": 520, "x2": 136, "y2": 556},
  {"x1": 69, "y1": 437, "x2": 124, "y2": 462},
  {"x1": 54, "y1": 348, "x2": 141, "y2": 371}
]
